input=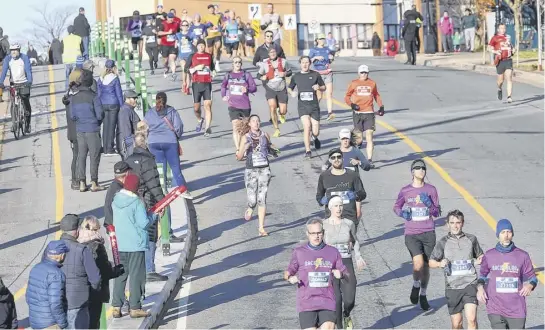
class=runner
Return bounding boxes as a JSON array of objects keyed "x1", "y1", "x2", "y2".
[
  {"x1": 317, "y1": 148, "x2": 366, "y2": 227},
  {"x1": 221, "y1": 56, "x2": 257, "y2": 151},
  {"x1": 344, "y1": 64, "x2": 385, "y2": 169},
  {"x1": 322, "y1": 128, "x2": 371, "y2": 173},
  {"x1": 176, "y1": 20, "x2": 196, "y2": 94},
  {"x1": 257, "y1": 47, "x2": 292, "y2": 138},
  {"x1": 169, "y1": 8, "x2": 182, "y2": 27},
  {"x1": 477, "y1": 219, "x2": 538, "y2": 329},
  {"x1": 252, "y1": 30, "x2": 286, "y2": 65},
  {"x1": 429, "y1": 210, "x2": 484, "y2": 329},
  {"x1": 158, "y1": 13, "x2": 179, "y2": 80},
  {"x1": 288, "y1": 56, "x2": 325, "y2": 157},
  {"x1": 189, "y1": 14, "x2": 210, "y2": 45},
  {"x1": 223, "y1": 10, "x2": 240, "y2": 60},
  {"x1": 126, "y1": 11, "x2": 144, "y2": 62},
  {"x1": 309, "y1": 33, "x2": 335, "y2": 121},
  {"x1": 489, "y1": 24, "x2": 514, "y2": 103},
  {"x1": 203, "y1": 4, "x2": 223, "y2": 71},
  {"x1": 142, "y1": 16, "x2": 159, "y2": 74},
  {"x1": 235, "y1": 114, "x2": 279, "y2": 237},
  {"x1": 235, "y1": 17, "x2": 246, "y2": 57},
  {"x1": 323, "y1": 196, "x2": 366, "y2": 330},
  {"x1": 185, "y1": 39, "x2": 215, "y2": 136},
  {"x1": 260, "y1": 3, "x2": 283, "y2": 47},
  {"x1": 393, "y1": 159, "x2": 441, "y2": 311},
  {"x1": 180, "y1": 9, "x2": 191, "y2": 26},
  {"x1": 244, "y1": 22, "x2": 256, "y2": 57},
  {"x1": 284, "y1": 218, "x2": 348, "y2": 330}
]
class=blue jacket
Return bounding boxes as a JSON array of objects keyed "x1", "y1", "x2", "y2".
[
  {"x1": 71, "y1": 85, "x2": 104, "y2": 133},
  {"x1": 0, "y1": 54, "x2": 33, "y2": 84},
  {"x1": 144, "y1": 106, "x2": 183, "y2": 145},
  {"x1": 26, "y1": 258, "x2": 68, "y2": 329},
  {"x1": 112, "y1": 189, "x2": 155, "y2": 252},
  {"x1": 97, "y1": 73, "x2": 123, "y2": 106}
]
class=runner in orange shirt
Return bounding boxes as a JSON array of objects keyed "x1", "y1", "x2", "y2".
[{"x1": 344, "y1": 64, "x2": 384, "y2": 169}]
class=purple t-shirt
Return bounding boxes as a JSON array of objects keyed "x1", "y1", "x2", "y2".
[
  {"x1": 393, "y1": 183, "x2": 440, "y2": 235},
  {"x1": 479, "y1": 247, "x2": 536, "y2": 318},
  {"x1": 286, "y1": 243, "x2": 348, "y2": 313},
  {"x1": 220, "y1": 70, "x2": 257, "y2": 110}
]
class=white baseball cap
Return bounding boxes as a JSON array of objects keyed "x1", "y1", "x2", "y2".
[
  {"x1": 338, "y1": 128, "x2": 351, "y2": 140},
  {"x1": 358, "y1": 64, "x2": 369, "y2": 73}
]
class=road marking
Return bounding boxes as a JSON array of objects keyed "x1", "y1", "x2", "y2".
[
  {"x1": 176, "y1": 278, "x2": 192, "y2": 329},
  {"x1": 331, "y1": 98, "x2": 544, "y2": 284}
]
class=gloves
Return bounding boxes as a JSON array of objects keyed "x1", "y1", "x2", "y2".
[
  {"x1": 62, "y1": 95, "x2": 70, "y2": 106},
  {"x1": 419, "y1": 193, "x2": 433, "y2": 207},
  {"x1": 378, "y1": 106, "x2": 385, "y2": 116},
  {"x1": 351, "y1": 103, "x2": 360, "y2": 111},
  {"x1": 112, "y1": 264, "x2": 125, "y2": 278},
  {"x1": 401, "y1": 209, "x2": 412, "y2": 221},
  {"x1": 346, "y1": 191, "x2": 356, "y2": 200},
  {"x1": 319, "y1": 195, "x2": 329, "y2": 206}
]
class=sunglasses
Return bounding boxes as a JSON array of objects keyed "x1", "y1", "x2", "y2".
[
  {"x1": 359, "y1": 71, "x2": 369, "y2": 74},
  {"x1": 182, "y1": 24, "x2": 189, "y2": 26},
  {"x1": 308, "y1": 231, "x2": 324, "y2": 236},
  {"x1": 329, "y1": 155, "x2": 342, "y2": 160},
  {"x1": 413, "y1": 166, "x2": 426, "y2": 171}
]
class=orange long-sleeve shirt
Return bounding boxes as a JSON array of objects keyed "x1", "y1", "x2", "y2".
[{"x1": 344, "y1": 78, "x2": 383, "y2": 113}]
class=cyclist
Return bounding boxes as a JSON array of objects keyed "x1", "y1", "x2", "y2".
[
  {"x1": 309, "y1": 33, "x2": 335, "y2": 121},
  {"x1": 0, "y1": 44, "x2": 33, "y2": 134}
]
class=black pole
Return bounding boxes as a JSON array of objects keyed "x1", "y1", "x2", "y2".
[{"x1": 424, "y1": 0, "x2": 436, "y2": 53}]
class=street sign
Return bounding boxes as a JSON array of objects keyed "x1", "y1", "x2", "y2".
[
  {"x1": 248, "y1": 4, "x2": 262, "y2": 20},
  {"x1": 251, "y1": 19, "x2": 261, "y2": 39},
  {"x1": 284, "y1": 14, "x2": 297, "y2": 31},
  {"x1": 309, "y1": 19, "x2": 321, "y2": 34}
]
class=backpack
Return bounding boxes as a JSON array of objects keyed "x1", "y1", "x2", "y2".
[
  {"x1": 389, "y1": 43, "x2": 396, "y2": 51},
  {"x1": 227, "y1": 70, "x2": 251, "y2": 85}
]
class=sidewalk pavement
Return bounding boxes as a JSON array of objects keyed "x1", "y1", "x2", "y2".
[{"x1": 394, "y1": 52, "x2": 544, "y2": 88}]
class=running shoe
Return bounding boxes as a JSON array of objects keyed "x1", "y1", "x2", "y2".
[
  {"x1": 304, "y1": 151, "x2": 311, "y2": 159},
  {"x1": 326, "y1": 113, "x2": 336, "y2": 121},
  {"x1": 150, "y1": 70, "x2": 155, "y2": 75},
  {"x1": 410, "y1": 286, "x2": 420, "y2": 305},
  {"x1": 163, "y1": 69, "x2": 169, "y2": 78},
  {"x1": 171, "y1": 73, "x2": 177, "y2": 82},
  {"x1": 419, "y1": 295, "x2": 430, "y2": 311},
  {"x1": 313, "y1": 136, "x2": 321, "y2": 150},
  {"x1": 195, "y1": 119, "x2": 205, "y2": 132},
  {"x1": 279, "y1": 114, "x2": 286, "y2": 124},
  {"x1": 204, "y1": 127, "x2": 212, "y2": 137},
  {"x1": 497, "y1": 89, "x2": 503, "y2": 100},
  {"x1": 507, "y1": 96, "x2": 513, "y2": 103},
  {"x1": 272, "y1": 129, "x2": 281, "y2": 138},
  {"x1": 343, "y1": 316, "x2": 353, "y2": 330}
]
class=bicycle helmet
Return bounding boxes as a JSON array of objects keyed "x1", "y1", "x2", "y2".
[{"x1": 9, "y1": 43, "x2": 21, "y2": 51}]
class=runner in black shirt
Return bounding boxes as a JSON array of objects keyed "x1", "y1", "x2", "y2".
[{"x1": 288, "y1": 56, "x2": 326, "y2": 159}]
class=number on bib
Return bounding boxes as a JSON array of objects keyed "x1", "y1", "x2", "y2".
[
  {"x1": 410, "y1": 207, "x2": 429, "y2": 221},
  {"x1": 496, "y1": 277, "x2": 518, "y2": 293},
  {"x1": 229, "y1": 85, "x2": 244, "y2": 96},
  {"x1": 334, "y1": 243, "x2": 350, "y2": 256},
  {"x1": 167, "y1": 35, "x2": 176, "y2": 42},
  {"x1": 246, "y1": 35, "x2": 253, "y2": 41},
  {"x1": 227, "y1": 34, "x2": 238, "y2": 42},
  {"x1": 450, "y1": 260, "x2": 474, "y2": 276},
  {"x1": 146, "y1": 36, "x2": 156, "y2": 43},
  {"x1": 251, "y1": 152, "x2": 268, "y2": 167},
  {"x1": 308, "y1": 272, "x2": 330, "y2": 288},
  {"x1": 300, "y1": 92, "x2": 314, "y2": 101},
  {"x1": 194, "y1": 28, "x2": 203, "y2": 36}
]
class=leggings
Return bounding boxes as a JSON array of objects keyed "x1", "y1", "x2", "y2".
[
  {"x1": 333, "y1": 257, "x2": 357, "y2": 329},
  {"x1": 488, "y1": 314, "x2": 526, "y2": 329},
  {"x1": 244, "y1": 167, "x2": 271, "y2": 208},
  {"x1": 145, "y1": 44, "x2": 159, "y2": 69}
]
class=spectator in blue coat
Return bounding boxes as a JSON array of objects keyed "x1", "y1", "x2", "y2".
[
  {"x1": 97, "y1": 59, "x2": 124, "y2": 156},
  {"x1": 26, "y1": 240, "x2": 69, "y2": 329}
]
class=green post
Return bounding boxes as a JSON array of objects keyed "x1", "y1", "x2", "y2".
[
  {"x1": 104, "y1": 21, "x2": 109, "y2": 59},
  {"x1": 98, "y1": 22, "x2": 104, "y2": 57},
  {"x1": 123, "y1": 37, "x2": 130, "y2": 86},
  {"x1": 134, "y1": 51, "x2": 141, "y2": 93},
  {"x1": 150, "y1": 90, "x2": 156, "y2": 110},
  {"x1": 141, "y1": 74, "x2": 148, "y2": 115},
  {"x1": 109, "y1": 21, "x2": 115, "y2": 59},
  {"x1": 115, "y1": 25, "x2": 122, "y2": 65},
  {"x1": 99, "y1": 304, "x2": 107, "y2": 329},
  {"x1": 157, "y1": 163, "x2": 171, "y2": 256}
]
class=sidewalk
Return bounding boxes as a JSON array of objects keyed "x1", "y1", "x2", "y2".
[{"x1": 394, "y1": 52, "x2": 544, "y2": 88}]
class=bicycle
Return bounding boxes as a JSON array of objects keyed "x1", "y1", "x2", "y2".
[{"x1": 8, "y1": 83, "x2": 27, "y2": 140}]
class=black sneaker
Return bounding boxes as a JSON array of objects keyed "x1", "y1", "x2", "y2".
[
  {"x1": 410, "y1": 286, "x2": 420, "y2": 305},
  {"x1": 204, "y1": 127, "x2": 212, "y2": 137},
  {"x1": 304, "y1": 151, "x2": 311, "y2": 159},
  {"x1": 419, "y1": 295, "x2": 430, "y2": 311},
  {"x1": 497, "y1": 89, "x2": 503, "y2": 100},
  {"x1": 313, "y1": 137, "x2": 321, "y2": 150},
  {"x1": 147, "y1": 272, "x2": 168, "y2": 282}
]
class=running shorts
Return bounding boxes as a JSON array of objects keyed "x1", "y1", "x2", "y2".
[
  {"x1": 299, "y1": 310, "x2": 336, "y2": 329},
  {"x1": 404, "y1": 231, "x2": 436, "y2": 261},
  {"x1": 321, "y1": 72, "x2": 333, "y2": 84},
  {"x1": 225, "y1": 42, "x2": 240, "y2": 54},
  {"x1": 131, "y1": 37, "x2": 142, "y2": 45},
  {"x1": 353, "y1": 112, "x2": 376, "y2": 132},
  {"x1": 246, "y1": 40, "x2": 255, "y2": 48},
  {"x1": 264, "y1": 85, "x2": 288, "y2": 104},
  {"x1": 488, "y1": 314, "x2": 526, "y2": 329},
  {"x1": 192, "y1": 83, "x2": 212, "y2": 103},
  {"x1": 206, "y1": 36, "x2": 222, "y2": 48},
  {"x1": 228, "y1": 107, "x2": 251, "y2": 121},
  {"x1": 298, "y1": 107, "x2": 320, "y2": 122},
  {"x1": 445, "y1": 284, "x2": 478, "y2": 315},
  {"x1": 496, "y1": 59, "x2": 513, "y2": 75},
  {"x1": 162, "y1": 45, "x2": 178, "y2": 56}
]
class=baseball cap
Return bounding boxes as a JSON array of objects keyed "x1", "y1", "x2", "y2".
[
  {"x1": 105, "y1": 59, "x2": 115, "y2": 69},
  {"x1": 114, "y1": 161, "x2": 131, "y2": 174},
  {"x1": 317, "y1": 33, "x2": 326, "y2": 40},
  {"x1": 60, "y1": 214, "x2": 80, "y2": 231},
  {"x1": 338, "y1": 128, "x2": 351, "y2": 140},
  {"x1": 46, "y1": 240, "x2": 69, "y2": 255},
  {"x1": 358, "y1": 64, "x2": 369, "y2": 73},
  {"x1": 124, "y1": 89, "x2": 140, "y2": 99},
  {"x1": 328, "y1": 148, "x2": 343, "y2": 158},
  {"x1": 167, "y1": 12, "x2": 175, "y2": 18}
]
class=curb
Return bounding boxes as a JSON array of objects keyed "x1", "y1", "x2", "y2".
[{"x1": 138, "y1": 199, "x2": 199, "y2": 329}]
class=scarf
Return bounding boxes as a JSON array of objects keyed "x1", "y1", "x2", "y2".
[
  {"x1": 495, "y1": 241, "x2": 515, "y2": 253},
  {"x1": 77, "y1": 229, "x2": 104, "y2": 244},
  {"x1": 307, "y1": 241, "x2": 326, "y2": 251}
]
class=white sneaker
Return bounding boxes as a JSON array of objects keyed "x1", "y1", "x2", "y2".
[{"x1": 181, "y1": 191, "x2": 194, "y2": 200}]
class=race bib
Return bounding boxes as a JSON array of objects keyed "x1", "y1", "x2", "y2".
[
  {"x1": 450, "y1": 260, "x2": 474, "y2": 276},
  {"x1": 269, "y1": 23, "x2": 279, "y2": 30},
  {"x1": 330, "y1": 191, "x2": 350, "y2": 204},
  {"x1": 251, "y1": 152, "x2": 268, "y2": 167},
  {"x1": 496, "y1": 277, "x2": 518, "y2": 293},
  {"x1": 166, "y1": 34, "x2": 176, "y2": 42},
  {"x1": 333, "y1": 243, "x2": 350, "y2": 256},
  {"x1": 410, "y1": 207, "x2": 429, "y2": 221},
  {"x1": 308, "y1": 272, "x2": 330, "y2": 288},
  {"x1": 132, "y1": 30, "x2": 142, "y2": 38},
  {"x1": 197, "y1": 69, "x2": 211, "y2": 76},
  {"x1": 227, "y1": 34, "x2": 238, "y2": 42},
  {"x1": 194, "y1": 28, "x2": 203, "y2": 36},
  {"x1": 345, "y1": 166, "x2": 356, "y2": 172},
  {"x1": 146, "y1": 36, "x2": 156, "y2": 43},
  {"x1": 229, "y1": 85, "x2": 244, "y2": 96},
  {"x1": 180, "y1": 45, "x2": 192, "y2": 53},
  {"x1": 300, "y1": 92, "x2": 314, "y2": 101},
  {"x1": 246, "y1": 35, "x2": 253, "y2": 41},
  {"x1": 356, "y1": 85, "x2": 371, "y2": 96}
]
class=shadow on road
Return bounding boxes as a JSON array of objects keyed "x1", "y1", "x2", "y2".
[{"x1": 365, "y1": 297, "x2": 446, "y2": 329}]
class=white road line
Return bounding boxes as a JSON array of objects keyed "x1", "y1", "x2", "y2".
[{"x1": 176, "y1": 277, "x2": 192, "y2": 329}]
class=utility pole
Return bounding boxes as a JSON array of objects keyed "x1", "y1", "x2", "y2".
[
  {"x1": 425, "y1": 0, "x2": 436, "y2": 53},
  {"x1": 537, "y1": 0, "x2": 543, "y2": 70}
]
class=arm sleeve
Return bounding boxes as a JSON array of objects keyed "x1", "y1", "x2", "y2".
[
  {"x1": 393, "y1": 189, "x2": 405, "y2": 217},
  {"x1": 349, "y1": 222, "x2": 362, "y2": 260},
  {"x1": 288, "y1": 77, "x2": 296, "y2": 90},
  {"x1": 373, "y1": 82, "x2": 383, "y2": 107},
  {"x1": 316, "y1": 174, "x2": 325, "y2": 205},
  {"x1": 83, "y1": 247, "x2": 102, "y2": 290},
  {"x1": 429, "y1": 186, "x2": 441, "y2": 217},
  {"x1": 220, "y1": 74, "x2": 229, "y2": 97},
  {"x1": 286, "y1": 249, "x2": 299, "y2": 276},
  {"x1": 353, "y1": 148, "x2": 371, "y2": 171},
  {"x1": 93, "y1": 95, "x2": 104, "y2": 122},
  {"x1": 115, "y1": 78, "x2": 124, "y2": 106},
  {"x1": 48, "y1": 273, "x2": 68, "y2": 329},
  {"x1": 344, "y1": 82, "x2": 355, "y2": 105},
  {"x1": 429, "y1": 238, "x2": 445, "y2": 261},
  {"x1": 0, "y1": 57, "x2": 9, "y2": 83},
  {"x1": 247, "y1": 72, "x2": 257, "y2": 93},
  {"x1": 142, "y1": 159, "x2": 166, "y2": 203},
  {"x1": 353, "y1": 176, "x2": 366, "y2": 201}
]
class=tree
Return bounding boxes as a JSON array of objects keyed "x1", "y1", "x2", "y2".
[{"x1": 505, "y1": 0, "x2": 524, "y2": 66}]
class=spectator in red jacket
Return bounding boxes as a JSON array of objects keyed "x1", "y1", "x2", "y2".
[{"x1": 386, "y1": 36, "x2": 399, "y2": 57}]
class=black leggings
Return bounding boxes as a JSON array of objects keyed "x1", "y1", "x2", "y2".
[
  {"x1": 145, "y1": 45, "x2": 159, "y2": 69},
  {"x1": 333, "y1": 257, "x2": 357, "y2": 328}
]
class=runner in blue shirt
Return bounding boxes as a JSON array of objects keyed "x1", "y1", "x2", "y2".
[
  {"x1": 176, "y1": 20, "x2": 196, "y2": 94},
  {"x1": 189, "y1": 14, "x2": 211, "y2": 46},
  {"x1": 223, "y1": 10, "x2": 240, "y2": 60},
  {"x1": 309, "y1": 33, "x2": 335, "y2": 122}
]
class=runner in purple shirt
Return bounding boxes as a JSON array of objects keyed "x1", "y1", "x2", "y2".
[
  {"x1": 477, "y1": 219, "x2": 538, "y2": 329},
  {"x1": 284, "y1": 218, "x2": 348, "y2": 330},
  {"x1": 393, "y1": 159, "x2": 441, "y2": 311}
]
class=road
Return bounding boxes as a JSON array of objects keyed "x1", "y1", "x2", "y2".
[{"x1": 0, "y1": 57, "x2": 542, "y2": 329}]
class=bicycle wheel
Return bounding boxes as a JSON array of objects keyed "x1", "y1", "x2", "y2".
[
  {"x1": 20, "y1": 98, "x2": 26, "y2": 137},
  {"x1": 11, "y1": 99, "x2": 20, "y2": 140}
]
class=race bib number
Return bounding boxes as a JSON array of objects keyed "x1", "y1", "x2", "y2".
[
  {"x1": 197, "y1": 69, "x2": 211, "y2": 76},
  {"x1": 345, "y1": 166, "x2": 356, "y2": 172},
  {"x1": 246, "y1": 35, "x2": 253, "y2": 41},
  {"x1": 330, "y1": 191, "x2": 350, "y2": 204},
  {"x1": 334, "y1": 243, "x2": 350, "y2": 256},
  {"x1": 132, "y1": 30, "x2": 142, "y2": 37},
  {"x1": 269, "y1": 23, "x2": 279, "y2": 30},
  {"x1": 227, "y1": 34, "x2": 238, "y2": 42},
  {"x1": 410, "y1": 207, "x2": 429, "y2": 221},
  {"x1": 167, "y1": 34, "x2": 176, "y2": 42},
  {"x1": 308, "y1": 272, "x2": 330, "y2": 288},
  {"x1": 194, "y1": 28, "x2": 203, "y2": 36},
  {"x1": 450, "y1": 260, "x2": 473, "y2": 276},
  {"x1": 181, "y1": 45, "x2": 192, "y2": 53},
  {"x1": 496, "y1": 277, "x2": 518, "y2": 293},
  {"x1": 356, "y1": 85, "x2": 371, "y2": 96},
  {"x1": 229, "y1": 85, "x2": 244, "y2": 96},
  {"x1": 251, "y1": 152, "x2": 268, "y2": 167},
  {"x1": 300, "y1": 92, "x2": 314, "y2": 101},
  {"x1": 146, "y1": 36, "x2": 156, "y2": 43}
]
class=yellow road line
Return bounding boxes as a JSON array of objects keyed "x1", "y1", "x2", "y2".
[{"x1": 331, "y1": 98, "x2": 544, "y2": 284}]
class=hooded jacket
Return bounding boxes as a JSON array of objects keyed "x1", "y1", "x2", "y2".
[
  {"x1": 73, "y1": 14, "x2": 91, "y2": 37},
  {"x1": 0, "y1": 278, "x2": 17, "y2": 329},
  {"x1": 97, "y1": 73, "x2": 123, "y2": 106},
  {"x1": 70, "y1": 85, "x2": 104, "y2": 133},
  {"x1": 144, "y1": 106, "x2": 183, "y2": 145},
  {"x1": 112, "y1": 189, "x2": 155, "y2": 252},
  {"x1": 439, "y1": 15, "x2": 454, "y2": 35},
  {"x1": 80, "y1": 238, "x2": 117, "y2": 303}
]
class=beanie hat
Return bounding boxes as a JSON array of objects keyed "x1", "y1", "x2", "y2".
[
  {"x1": 124, "y1": 173, "x2": 140, "y2": 193},
  {"x1": 76, "y1": 56, "x2": 85, "y2": 68},
  {"x1": 496, "y1": 219, "x2": 513, "y2": 238}
]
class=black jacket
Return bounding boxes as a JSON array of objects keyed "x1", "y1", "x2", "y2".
[
  {"x1": 402, "y1": 10, "x2": 424, "y2": 41},
  {"x1": 252, "y1": 42, "x2": 285, "y2": 67},
  {"x1": 124, "y1": 147, "x2": 165, "y2": 242},
  {"x1": 73, "y1": 14, "x2": 91, "y2": 37},
  {"x1": 104, "y1": 179, "x2": 124, "y2": 227},
  {"x1": 371, "y1": 35, "x2": 381, "y2": 49},
  {"x1": 82, "y1": 239, "x2": 117, "y2": 304},
  {"x1": 0, "y1": 279, "x2": 17, "y2": 329}
]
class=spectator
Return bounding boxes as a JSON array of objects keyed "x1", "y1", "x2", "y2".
[
  {"x1": 62, "y1": 25, "x2": 84, "y2": 90},
  {"x1": 462, "y1": 8, "x2": 477, "y2": 52},
  {"x1": 453, "y1": 30, "x2": 462, "y2": 52},
  {"x1": 386, "y1": 36, "x2": 399, "y2": 57},
  {"x1": 71, "y1": 71, "x2": 105, "y2": 192},
  {"x1": 117, "y1": 89, "x2": 141, "y2": 159},
  {"x1": 59, "y1": 214, "x2": 101, "y2": 329},
  {"x1": 50, "y1": 38, "x2": 63, "y2": 64},
  {"x1": 0, "y1": 277, "x2": 18, "y2": 329},
  {"x1": 73, "y1": 7, "x2": 91, "y2": 60},
  {"x1": 26, "y1": 44, "x2": 38, "y2": 65},
  {"x1": 111, "y1": 174, "x2": 155, "y2": 319},
  {"x1": 371, "y1": 32, "x2": 382, "y2": 56},
  {"x1": 77, "y1": 216, "x2": 124, "y2": 329},
  {"x1": 438, "y1": 11, "x2": 454, "y2": 53},
  {"x1": 125, "y1": 133, "x2": 169, "y2": 281},
  {"x1": 62, "y1": 73, "x2": 82, "y2": 191},
  {"x1": 26, "y1": 241, "x2": 69, "y2": 330},
  {"x1": 97, "y1": 60, "x2": 124, "y2": 156},
  {"x1": 104, "y1": 161, "x2": 132, "y2": 228}
]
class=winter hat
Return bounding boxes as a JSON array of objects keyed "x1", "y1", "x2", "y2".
[
  {"x1": 496, "y1": 219, "x2": 513, "y2": 238},
  {"x1": 123, "y1": 173, "x2": 140, "y2": 193},
  {"x1": 60, "y1": 213, "x2": 80, "y2": 231},
  {"x1": 46, "y1": 240, "x2": 70, "y2": 255},
  {"x1": 75, "y1": 56, "x2": 85, "y2": 68},
  {"x1": 105, "y1": 59, "x2": 115, "y2": 69}
]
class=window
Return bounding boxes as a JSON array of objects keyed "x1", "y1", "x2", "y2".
[
  {"x1": 297, "y1": 23, "x2": 374, "y2": 51},
  {"x1": 384, "y1": 24, "x2": 400, "y2": 40},
  {"x1": 297, "y1": 24, "x2": 309, "y2": 51}
]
